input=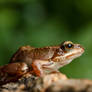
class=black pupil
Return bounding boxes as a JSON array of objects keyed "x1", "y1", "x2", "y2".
[{"x1": 67, "y1": 44, "x2": 73, "y2": 48}]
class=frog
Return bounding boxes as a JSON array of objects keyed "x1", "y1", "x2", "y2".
[
  {"x1": 10, "y1": 41, "x2": 84, "y2": 76},
  {"x1": 0, "y1": 41, "x2": 84, "y2": 85}
]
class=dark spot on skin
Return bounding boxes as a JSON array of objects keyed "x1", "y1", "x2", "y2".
[{"x1": 60, "y1": 45, "x2": 65, "y2": 50}]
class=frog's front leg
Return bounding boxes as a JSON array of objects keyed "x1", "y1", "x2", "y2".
[
  {"x1": 31, "y1": 60, "x2": 44, "y2": 77},
  {"x1": 42, "y1": 61, "x2": 60, "y2": 74}
]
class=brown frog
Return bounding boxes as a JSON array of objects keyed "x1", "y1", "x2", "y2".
[{"x1": 0, "y1": 41, "x2": 84, "y2": 85}]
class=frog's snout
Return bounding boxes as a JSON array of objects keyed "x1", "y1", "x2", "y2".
[
  {"x1": 79, "y1": 44, "x2": 84, "y2": 50},
  {"x1": 77, "y1": 44, "x2": 85, "y2": 54}
]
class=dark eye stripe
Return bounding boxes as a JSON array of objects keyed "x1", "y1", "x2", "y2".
[{"x1": 60, "y1": 45, "x2": 65, "y2": 50}]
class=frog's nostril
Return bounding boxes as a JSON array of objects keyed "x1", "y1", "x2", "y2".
[
  {"x1": 75, "y1": 44, "x2": 84, "y2": 49},
  {"x1": 78, "y1": 45, "x2": 81, "y2": 48},
  {"x1": 78, "y1": 45, "x2": 84, "y2": 51},
  {"x1": 78, "y1": 45, "x2": 82, "y2": 47}
]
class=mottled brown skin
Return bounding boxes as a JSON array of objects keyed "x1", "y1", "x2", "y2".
[
  {"x1": 10, "y1": 46, "x2": 59, "y2": 64},
  {"x1": 0, "y1": 41, "x2": 84, "y2": 85}
]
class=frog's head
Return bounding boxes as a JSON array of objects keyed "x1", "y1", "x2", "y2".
[{"x1": 52, "y1": 41, "x2": 84, "y2": 65}]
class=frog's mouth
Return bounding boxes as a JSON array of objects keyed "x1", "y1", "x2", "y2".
[
  {"x1": 54, "y1": 47, "x2": 84, "y2": 67},
  {"x1": 64, "y1": 47, "x2": 84, "y2": 60}
]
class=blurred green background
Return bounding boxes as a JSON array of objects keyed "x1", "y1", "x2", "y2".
[{"x1": 0, "y1": 0, "x2": 92, "y2": 79}]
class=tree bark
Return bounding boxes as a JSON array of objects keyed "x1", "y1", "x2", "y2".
[{"x1": 0, "y1": 72, "x2": 92, "y2": 92}]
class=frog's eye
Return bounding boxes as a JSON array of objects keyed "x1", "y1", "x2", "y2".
[
  {"x1": 60, "y1": 41, "x2": 74, "y2": 51},
  {"x1": 65, "y1": 43, "x2": 73, "y2": 49}
]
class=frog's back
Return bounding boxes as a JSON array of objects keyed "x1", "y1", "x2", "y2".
[
  {"x1": 10, "y1": 45, "x2": 35, "y2": 63},
  {"x1": 10, "y1": 45, "x2": 59, "y2": 64},
  {"x1": 31, "y1": 47, "x2": 55, "y2": 59}
]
